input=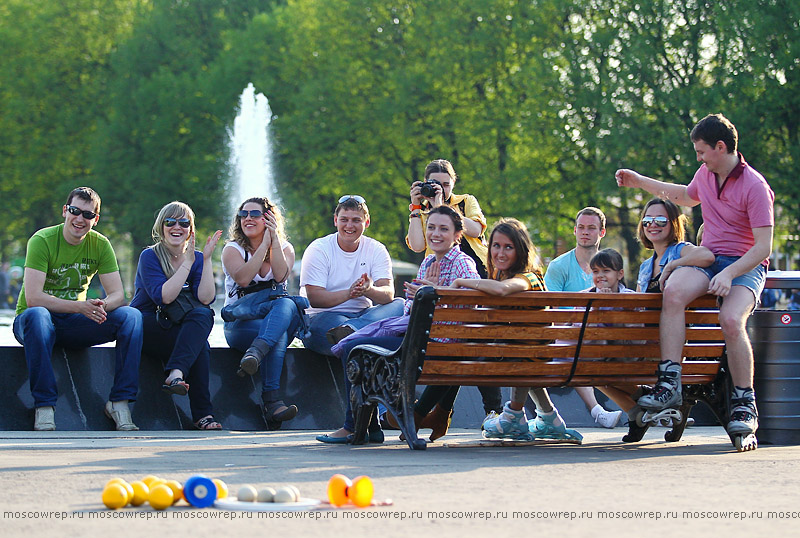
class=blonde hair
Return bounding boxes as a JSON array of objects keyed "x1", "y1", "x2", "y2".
[{"x1": 151, "y1": 201, "x2": 195, "y2": 278}]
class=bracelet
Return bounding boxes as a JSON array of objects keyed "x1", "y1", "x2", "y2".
[
  {"x1": 409, "y1": 212, "x2": 421, "y2": 219},
  {"x1": 409, "y1": 203, "x2": 423, "y2": 212}
]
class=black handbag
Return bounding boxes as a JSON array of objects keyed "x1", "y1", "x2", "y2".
[
  {"x1": 228, "y1": 278, "x2": 288, "y2": 300},
  {"x1": 157, "y1": 288, "x2": 208, "y2": 328}
]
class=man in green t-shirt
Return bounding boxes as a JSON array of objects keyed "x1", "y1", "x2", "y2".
[{"x1": 13, "y1": 187, "x2": 143, "y2": 431}]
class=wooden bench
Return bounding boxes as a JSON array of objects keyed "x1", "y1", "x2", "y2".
[{"x1": 346, "y1": 287, "x2": 735, "y2": 450}]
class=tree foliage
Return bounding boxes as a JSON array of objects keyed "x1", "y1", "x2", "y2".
[{"x1": 0, "y1": 0, "x2": 136, "y2": 258}]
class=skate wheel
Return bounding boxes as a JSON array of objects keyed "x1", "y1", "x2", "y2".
[
  {"x1": 734, "y1": 434, "x2": 758, "y2": 452},
  {"x1": 183, "y1": 475, "x2": 217, "y2": 507},
  {"x1": 635, "y1": 412, "x2": 647, "y2": 428}
]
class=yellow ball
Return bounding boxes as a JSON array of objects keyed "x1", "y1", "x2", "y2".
[
  {"x1": 129, "y1": 481, "x2": 150, "y2": 507},
  {"x1": 141, "y1": 475, "x2": 161, "y2": 488},
  {"x1": 349, "y1": 476, "x2": 374, "y2": 508},
  {"x1": 149, "y1": 484, "x2": 174, "y2": 511},
  {"x1": 212, "y1": 479, "x2": 228, "y2": 500},
  {"x1": 165, "y1": 480, "x2": 183, "y2": 504},
  {"x1": 105, "y1": 479, "x2": 133, "y2": 504},
  {"x1": 102, "y1": 483, "x2": 128, "y2": 510}
]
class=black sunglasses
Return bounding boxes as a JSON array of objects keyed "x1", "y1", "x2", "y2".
[
  {"x1": 66, "y1": 205, "x2": 97, "y2": 220},
  {"x1": 238, "y1": 209, "x2": 264, "y2": 219},
  {"x1": 642, "y1": 216, "x2": 669, "y2": 228},
  {"x1": 164, "y1": 217, "x2": 191, "y2": 228},
  {"x1": 338, "y1": 195, "x2": 366, "y2": 204}
]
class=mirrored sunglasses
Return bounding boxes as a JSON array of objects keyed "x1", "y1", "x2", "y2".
[
  {"x1": 338, "y1": 195, "x2": 366, "y2": 204},
  {"x1": 642, "y1": 216, "x2": 669, "y2": 228},
  {"x1": 164, "y1": 217, "x2": 191, "y2": 228}
]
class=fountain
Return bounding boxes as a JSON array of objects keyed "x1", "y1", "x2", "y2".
[{"x1": 228, "y1": 83, "x2": 276, "y2": 207}]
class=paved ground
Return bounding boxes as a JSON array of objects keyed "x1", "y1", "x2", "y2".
[{"x1": 1, "y1": 427, "x2": 798, "y2": 537}]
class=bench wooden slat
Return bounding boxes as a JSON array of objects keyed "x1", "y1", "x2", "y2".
[
  {"x1": 432, "y1": 290, "x2": 719, "y2": 309},
  {"x1": 420, "y1": 360, "x2": 720, "y2": 376},
  {"x1": 425, "y1": 341, "x2": 725, "y2": 358},
  {"x1": 432, "y1": 309, "x2": 723, "y2": 325},
  {"x1": 429, "y1": 325, "x2": 724, "y2": 341},
  {"x1": 416, "y1": 374, "x2": 718, "y2": 387}
]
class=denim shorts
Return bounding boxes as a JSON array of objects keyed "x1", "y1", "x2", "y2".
[{"x1": 691, "y1": 255, "x2": 767, "y2": 308}]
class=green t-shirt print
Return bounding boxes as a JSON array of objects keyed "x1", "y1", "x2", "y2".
[{"x1": 16, "y1": 224, "x2": 119, "y2": 315}]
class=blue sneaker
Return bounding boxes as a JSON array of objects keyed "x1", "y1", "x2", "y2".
[
  {"x1": 529, "y1": 411, "x2": 583, "y2": 442},
  {"x1": 482, "y1": 402, "x2": 533, "y2": 440}
]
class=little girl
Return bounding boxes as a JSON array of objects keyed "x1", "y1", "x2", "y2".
[{"x1": 585, "y1": 248, "x2": 646, "y2": 440}]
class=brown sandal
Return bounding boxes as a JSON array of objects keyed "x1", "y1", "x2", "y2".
[{"x1": 194, "y1": 416, "x2": 222, "y2": 430}]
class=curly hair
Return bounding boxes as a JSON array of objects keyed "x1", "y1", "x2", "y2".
[{"x1": 228, "y1": 197, "x2": 286, "y2": 260}]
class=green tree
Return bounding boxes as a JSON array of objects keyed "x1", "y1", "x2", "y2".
[
  {"x1": 92, "y1": 0, "x2": 273, "y2": 273},
  {"x1": 0, "y1": 0, "x2": 136, "y2": 259}
]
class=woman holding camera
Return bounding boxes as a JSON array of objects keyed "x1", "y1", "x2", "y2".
[
  {"x1": 406, "y1": 159, "x2": 500, "y2": 418},
  {"x1": 407, "y1": 159, "x2": 488, "y2": 278},
  {"x1": 130, "y1": 201, "x2": 223, "y2": 430}
]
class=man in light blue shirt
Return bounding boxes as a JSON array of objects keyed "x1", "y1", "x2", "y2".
[
  {"x1": 544, "y1": 207, "x2": 605, "y2": 292},
  {"x1": 544, "y1": 207, "x2": 623, "y2": 428}
]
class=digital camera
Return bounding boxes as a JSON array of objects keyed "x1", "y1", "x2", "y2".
[{"x1": 419, "y1": 179, "x2": 442, "y2": 198}]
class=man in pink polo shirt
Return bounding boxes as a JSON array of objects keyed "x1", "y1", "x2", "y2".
[{"x1": 615, "y1": 114, "x2": 774, "y2": 444}]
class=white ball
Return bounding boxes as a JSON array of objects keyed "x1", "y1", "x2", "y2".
[
  {"x1": 273, "y1": 486, "x2": 298, "y2": 503},
  {"x1": 257, "y1": 487, "x2": 276, "y2": 503},
  {"x1": 237, "y1": 485, "x2": 257, "y2": 502}
]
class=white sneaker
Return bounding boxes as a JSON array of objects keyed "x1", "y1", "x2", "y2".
[
  {"x1": 595, "y1": 409, "x2": 623, "y2": 429},
  {"x1": 34, "y1": 406, "x2": 55, "y2": 431},
  {"x1": 104, "y1": 400, "x2": 139, "y2": 431}
]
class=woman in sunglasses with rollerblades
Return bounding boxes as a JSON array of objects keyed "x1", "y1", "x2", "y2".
[{"x1": 624, "y1": 198, "x2": 714, "y2": 442}]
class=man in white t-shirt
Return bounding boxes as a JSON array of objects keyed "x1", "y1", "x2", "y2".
[{"x1": 300, "y1": 195, "x2": 404, "y2": 356}]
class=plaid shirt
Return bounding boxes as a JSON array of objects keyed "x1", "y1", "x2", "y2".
[{"x1": 404, "y1": 245, "x2": 480, "y2": 315}]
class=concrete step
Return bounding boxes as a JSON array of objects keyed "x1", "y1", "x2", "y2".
[{"x1": 1, "y1": 345, "x2": 717, "y2": 431}]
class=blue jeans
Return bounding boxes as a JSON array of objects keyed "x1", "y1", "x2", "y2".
[
  {"x1": 141, "y1": 307, "x2": 214, "y2": 422},
  {"x1": 302, "y1": 298, "x2": 405, "y2": 357},
  {"x1": 13, "y1": 306, "x2": 142, "y2": 408},
  {"x1": 224, "y1": 297, "x2": 302, "y2": 397}
]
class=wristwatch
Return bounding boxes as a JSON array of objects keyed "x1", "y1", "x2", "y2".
[{"x1": 409, "y1": 204, "x2": 423, "y2": 212}]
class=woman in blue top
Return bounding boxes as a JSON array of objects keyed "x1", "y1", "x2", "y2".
[
  {"x1": 624, "y1": 198, "x2": 713, "y2": 441},
  {"x1": 130, "y1": 201, "x2": 222, "y2": 430},
  {"x1": 636, "y1": 198, "x2": 714, "y2": 293}
]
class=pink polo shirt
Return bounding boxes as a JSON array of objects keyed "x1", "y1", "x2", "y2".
[{"x1": 686, "y1": 153, "x2": 774, "y2": 266}]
